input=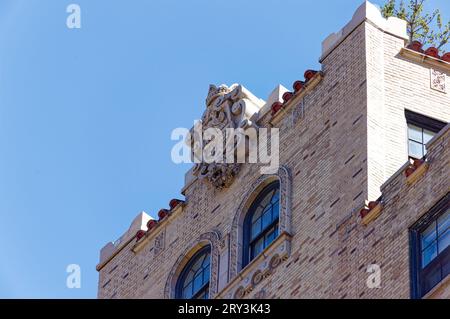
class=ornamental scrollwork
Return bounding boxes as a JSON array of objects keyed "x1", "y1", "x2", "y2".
[{"x1": 188, "y1": 84, "x2": 264, "y2": 189}]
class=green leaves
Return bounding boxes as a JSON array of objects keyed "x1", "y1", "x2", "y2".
[
  {"x1": 381, "y1": 0, "x2": 449, "y2": 53},
  {"x1": 381, "y1": 0, "x2": 396, "y2": 18}
]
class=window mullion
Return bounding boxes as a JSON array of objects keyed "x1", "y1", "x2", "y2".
[{"x1": 435, "y1": 221, "x2": 439, "y2": 254}]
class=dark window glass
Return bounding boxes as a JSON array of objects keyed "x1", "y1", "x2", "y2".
[
  {"x1": 243, "y1": 182, "x2": 280, "y2": 267},
  {"x1": 176, "y1": 246, "x2": 211, "y2": 299},
  {"x1": 410, "y1": 194, "x2": 450, "y2": 298}
]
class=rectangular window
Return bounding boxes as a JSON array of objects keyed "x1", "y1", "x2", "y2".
[
  {"x1": 410, "y1": 193, "x2": 450, "y2": 298},
  {"x1": 405, "y1": 110, "x2": 446, "y2": 159}
]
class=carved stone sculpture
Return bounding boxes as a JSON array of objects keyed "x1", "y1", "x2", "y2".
[{"x1": 189, "y1": 84, "x2": 264, "y2": 189}]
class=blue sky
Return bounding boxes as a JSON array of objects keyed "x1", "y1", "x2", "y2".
[{"x1": 0, "y1": 0, "x2": 448, "y2": 299}]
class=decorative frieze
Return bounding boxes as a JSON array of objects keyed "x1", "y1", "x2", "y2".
[{"x1": 218, "y1": 232, "x2": 292, "y2": 299}]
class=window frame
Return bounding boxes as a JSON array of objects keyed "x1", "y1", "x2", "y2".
[
  {"x1": 405, "y1": 110, "x2": 446, "y2": 159},
  {"x1": 175, "y1": 246, "x2": 211, "y2": 299},
  {"x1": 242, "y1": 181, "x2": 280, "y2": 268},
  {"x1": 410, "y1": 193, "x2": 450, "y2": 299}
]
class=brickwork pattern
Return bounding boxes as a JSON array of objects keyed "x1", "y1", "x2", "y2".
[{"x1": 97, "y1": 9, "x2": 450, "y2": 299}]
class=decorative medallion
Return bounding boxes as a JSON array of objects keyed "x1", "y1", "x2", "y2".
[
  {"x1": 153, "y1": 231, "x2": 165, "y2": 257},
  {"x1": 234, "y1": 286, "x2": 245, "y2": 299},
  {"x1": 430, "y1": 69, "x2": 447, "y2": 93}
]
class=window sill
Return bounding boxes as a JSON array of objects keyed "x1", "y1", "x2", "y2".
[
  {"x1": 423, "y1": 274, "x2": 450, "y2": 299},
  {"x1": 216, "y1": 231, "x2": 292, "y2": 299}
]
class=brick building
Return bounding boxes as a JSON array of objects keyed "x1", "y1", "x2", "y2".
[{"x1": 96, "y1": 1, "x2": 450, "y2": 299}]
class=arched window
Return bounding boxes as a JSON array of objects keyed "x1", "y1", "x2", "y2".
[
  {"x1": 243, "y1": 181, "x2": 280, "y2": 267},
  {"x1": 175, "y1": 246, "x2": 211, "y2": 299}
]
